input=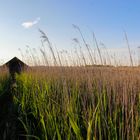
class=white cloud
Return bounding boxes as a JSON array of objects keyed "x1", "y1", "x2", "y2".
[{"x1": 22, "y1": 17, "x2": 40, "y2": 29}]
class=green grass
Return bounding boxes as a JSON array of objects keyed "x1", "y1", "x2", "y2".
[{"x1": 0, "y1": 67, "x2": 140, "y2": 139}]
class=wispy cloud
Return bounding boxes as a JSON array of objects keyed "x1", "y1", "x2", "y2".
[{"x1": 22, "y1": 17, "x2": 40, "y2": 29}]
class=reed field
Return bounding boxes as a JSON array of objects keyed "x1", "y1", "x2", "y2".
[{"x1": 0, "y1": 29, "x2": 140, "y2": 140}]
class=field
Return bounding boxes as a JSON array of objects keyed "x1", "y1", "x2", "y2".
[
  {"x1": 0, "y1": 65, "x2": 140, "y2": 140},
  {"x1": 0, "y1": 29, "x2": 140, "y2": 140}
]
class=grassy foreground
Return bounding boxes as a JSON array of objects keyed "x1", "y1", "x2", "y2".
[{"x1": 0, "y1": 66, "x2": 140, "y2": 139}]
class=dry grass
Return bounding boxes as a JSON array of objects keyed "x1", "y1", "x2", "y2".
[
  {"x1": 8, "y1": 65, "x2": 139, "y2": 139},
  {"x1": 0, "y1": 28, "x2": 140, "y2": 139}
]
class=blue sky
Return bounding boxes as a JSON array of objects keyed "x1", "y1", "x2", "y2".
[{"x1": 1, "y1": 0, "x2": 140, "y2": 63}]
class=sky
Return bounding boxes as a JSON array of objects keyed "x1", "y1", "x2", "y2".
[{"x1": 1, "y1": 0, "x2": 140, "y2": 64}]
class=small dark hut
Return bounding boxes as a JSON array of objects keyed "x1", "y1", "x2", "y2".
[{"x1": 5, "y1": 57, "x2": 28, "y2": 75}]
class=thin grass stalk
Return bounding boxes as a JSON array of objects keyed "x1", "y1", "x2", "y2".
[
  {"x1": 92, "y1": 32, "x2": 103, "y2": 65},
  {"x1": 124, "y1": 31, "x2": 133, "y2": 66},
  {"x1": 39, "y1": 29, "x2": 57, "y2": 66},
  {"x1": 72, "y1": 25, "x2": 94, "y2": 65}
]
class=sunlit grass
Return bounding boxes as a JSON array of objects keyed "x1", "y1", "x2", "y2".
[{"x1": 1, "y1": 67, "x2": 138, "y2": 139}]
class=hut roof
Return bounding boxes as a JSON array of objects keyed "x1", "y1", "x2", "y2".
[
  {"x1": 4, "y1": 57, "x2": 28, "y2": 74},
  {"x1": 5, "y1": 57, "x2": 27, "y2": 66}
]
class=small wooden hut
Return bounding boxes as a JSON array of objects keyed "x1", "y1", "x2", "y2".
[{"x1": 5, "y1": 57, "x2": 28, "y2": 75}]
